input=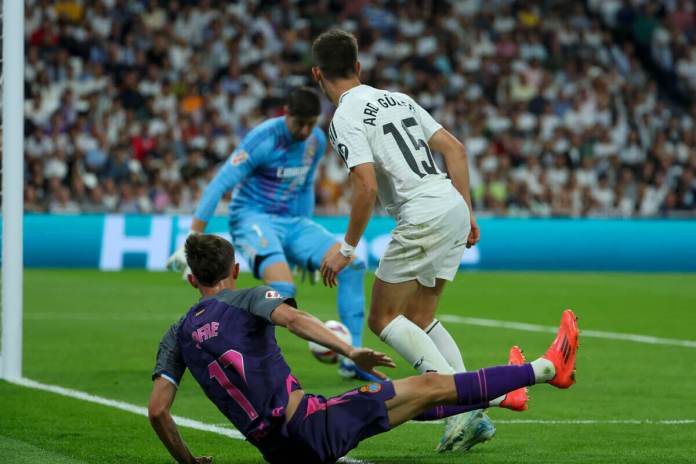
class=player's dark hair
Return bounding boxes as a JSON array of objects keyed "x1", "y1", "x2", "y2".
[
  {"x1": 312, "y1": 29, "x2": 358, "y2": 80},
  {"x1": 185, "y1": 234, "x2": 235, "y2": 287},
  {"x1": 287, "y1": 87, "x2": 321, "y2": 118}
]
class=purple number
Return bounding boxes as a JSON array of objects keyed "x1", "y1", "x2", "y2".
[{"x1": 208, "y1": 349, "x2": 258, "y2": 420}]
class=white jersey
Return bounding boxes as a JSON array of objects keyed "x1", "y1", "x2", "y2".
[{"x1": 328, "y1": 84, "x2": 461, "y2": 224}]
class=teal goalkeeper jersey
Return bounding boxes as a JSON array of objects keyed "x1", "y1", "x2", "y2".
[{"x1": 194, "y1": 117, "x2": 327, "y2": 221}]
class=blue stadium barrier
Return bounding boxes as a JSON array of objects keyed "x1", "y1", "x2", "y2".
[{"x1": 14, "y1": 214, "x2": 696, "y2": 272}]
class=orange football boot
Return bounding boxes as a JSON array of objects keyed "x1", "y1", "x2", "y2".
[
  {"x1": 543, "y1": 309, "x2": 579, "y2": 389},
  {"x1": 500, "y1": 345, "x2": 529, "y2": 411}
]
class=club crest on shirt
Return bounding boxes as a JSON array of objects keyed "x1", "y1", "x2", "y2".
[
  {"x1": 305, "y1": 138, "x2": 316, "y2": 158},
  {"x1": 359, "y1": 383, "x2": 382, "y2": 394},
  {"x1": 265, "y1": 290, "x2": 282, "y2": 299},
  {"x1": 230, "y1": 150, "x2": 249, "y2": 166}
]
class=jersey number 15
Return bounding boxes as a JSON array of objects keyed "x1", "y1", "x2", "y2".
[{"x1": 383, "y1": 117, "x2": 440, "y2": 178}]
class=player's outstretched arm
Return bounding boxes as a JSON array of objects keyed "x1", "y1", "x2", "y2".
[
  {"x1": 167, "y1": 152, "x2": 252, "y2": 276},
  {"x1": 148, "y1": 377, "x2": 212, "y2": 464},
  {"x1": 428, "y1": 128, "x2": 480, "y2": 248},
  {"x1": 271, "y1": 302, "x2": 395, "y2": 378},
  {"x1": 320, "y1": 162, "x2": 377, "y2": 286}
]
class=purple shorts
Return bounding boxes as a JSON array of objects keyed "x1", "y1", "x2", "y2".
[{"x1": 266, "y1": 381, "x2": 395, "y2": 464}]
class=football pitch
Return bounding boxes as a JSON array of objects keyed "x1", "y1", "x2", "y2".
[{"x1": 1, "y1": 270, "x2": 695, "y2": 463}]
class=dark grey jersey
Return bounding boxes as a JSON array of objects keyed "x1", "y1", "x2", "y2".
[
  {"x1": 153, "y1": 285, "x2": 301, "y2": 453},
  {"x1": 152, "y1": 286, "x2": 291, "y2": 387}
]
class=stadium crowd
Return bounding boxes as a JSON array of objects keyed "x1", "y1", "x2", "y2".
[{"x1": 23, "y1": 0, "x2": 696, "y2": 217}]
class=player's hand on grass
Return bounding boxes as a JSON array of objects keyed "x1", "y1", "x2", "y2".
[
  {"x1": 348, "y1": 348, "x2": 396, "y2": 380},
  {"x1": 467, "y1": 215, "x2": 481, "y2": 248},
  {"x1": 320, "y1": 251, "x2": 351, "y2": 287}
]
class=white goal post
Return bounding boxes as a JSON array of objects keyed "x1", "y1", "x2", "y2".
[{"x1": 1, "y1": 0, "x2": 24, "y2": 381}]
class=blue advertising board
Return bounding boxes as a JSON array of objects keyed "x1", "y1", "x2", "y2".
[{"x1": 13, "y1": 214, "x2": 696, "y2": 272}]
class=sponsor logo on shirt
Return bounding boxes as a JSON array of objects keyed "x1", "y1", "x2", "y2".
[
  {"x1": 265, "y1": 290, "x2": 282, "y2": 299},
  {"x1": 304, "y1": 138, "x2": 317, "y2": 161},
  {"x1": 230, "y1": 150, "x2": 249, "y2": 166},
  {"x1": 276, "y1": 166, "x2": 310, "y2": 178}
]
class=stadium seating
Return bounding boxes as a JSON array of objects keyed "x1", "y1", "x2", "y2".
[{"x1": 24, "y1": 0, "x2": 696, "y2": 218}]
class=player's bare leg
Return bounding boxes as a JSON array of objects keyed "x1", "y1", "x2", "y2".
[
  {"x1": 403, "y1": 279, "x2": 446, "y2": 329},
  {"x1": 400, "y1": 278, "x2": 496, "y2": 451},
  {"x1": 262, "y1": 261, "x2": 295, "y2": 284},
  {"x1": 384, "y1": 310, "x2": 579, "y2": 433},
  {"x1": 385, "y1": 355, "x2": 556, "y2": 427},
  {"x1": 369, "y1": 278, "x2": 454, "y2": 374},
  {"x1": 262, "y1": 261, "x2": 296, "y2": 299},
  {"x1": 370, "y1": 278, "x2": 491, "y2": 451}
]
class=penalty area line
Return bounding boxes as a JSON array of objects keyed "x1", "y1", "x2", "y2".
[
  {"x1": 440, "y1": 315, "x2": 696, "y2": 349},
  {"x1": 6, "y1": 377, "x2": 373, "y2": 464}
]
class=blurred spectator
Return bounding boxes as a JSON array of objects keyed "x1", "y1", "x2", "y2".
[{"x1": 23, "y1": 0, "x2": 696, "y2": 219}]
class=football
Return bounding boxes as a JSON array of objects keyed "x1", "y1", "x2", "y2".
[{"x1": 308, "y1": 320, "x2": 352, "y2": 364}]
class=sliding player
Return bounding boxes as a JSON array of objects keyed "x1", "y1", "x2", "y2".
[
  {"x1": 149, "y1": 234, "x2": 579, "y2": 464},
  {"x1": 311, "y1": 29, "x2": 494, "y2": 450},
  {"x1": 166, "y1": 87, "x2": 376, "y2": 381}
]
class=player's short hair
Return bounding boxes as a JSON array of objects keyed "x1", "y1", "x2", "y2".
[
  {"x1": 287, "y1": 87, "x2": 321, "y2": 118},
  {"x1": 312, "y1": 29, "x2": 358, "y2": 80},
  {"x1": 185, "y1": 234, "x2": 235, "y2": 287}
]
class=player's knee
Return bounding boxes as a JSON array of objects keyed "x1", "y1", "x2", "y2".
[
  {"x1": 408, "y1": 312, "x2": 433, "y2": 330},
  {"x1": 368, "y1": 300, "x2": 404, "y2": 336},
  {"x1": 368, "y1": 311, "x2": 393, "y2": 336},
  {"x1": 268, "y1": 281, "x2": 296, "y2": 298}
]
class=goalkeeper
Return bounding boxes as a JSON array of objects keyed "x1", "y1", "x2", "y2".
[{"x1": 167, "y1": 87, "x2": 375, "y2": 381}]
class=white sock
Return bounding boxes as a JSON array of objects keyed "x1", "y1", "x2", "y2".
[
  {"x1": 380, "y1": 315, "x2": 454, "y2": 374},
  {"x1": 425, "y1": 319, "x2": 466, "y2": 372},
  {"x1": 489, "y1": 396, "x2": 505, "y2": 406},
  {"x1": 425, "y1": 319, "x2": 482, "y2": 419},
  {"x1": 531, "y1": 358, "x2": 555, "y2": 383}
]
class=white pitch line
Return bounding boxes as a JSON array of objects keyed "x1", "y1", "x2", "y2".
[
  {"x1": 10, "y1": 377, "x2": 244, "y2": 439},
  {"x1": 5, "y1": 376, "x2": 694, "y2": 464},
  {"x1": 440, "y1": 315, "x2": 696, "y2": 349},
  {"x1": 7, "y1": 377, "x2": 371, "y2": 464}
]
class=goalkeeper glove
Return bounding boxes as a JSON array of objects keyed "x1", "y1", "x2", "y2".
[
  {"x1": 167, "y1": 230, "x2": 201, "y2": 280},
  {"x1": 166, "y1": 244, "x2": 192, "y2": 281}
]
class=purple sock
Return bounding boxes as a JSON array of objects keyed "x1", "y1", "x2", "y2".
[
  {"x1": 454, "y1": 364, "x2": 535, "y2": 405},
  {"x1": 413, "y1": 403, "x2": 489, "y2": 421}
]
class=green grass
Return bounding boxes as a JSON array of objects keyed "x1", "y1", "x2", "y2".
[{"x1": 1, "y1": 270, "x2": 696, "y2": 463}]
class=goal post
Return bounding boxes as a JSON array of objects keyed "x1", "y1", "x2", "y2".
[{"x1": 1, "y1": 0, "x2": 24, "y2": 381}]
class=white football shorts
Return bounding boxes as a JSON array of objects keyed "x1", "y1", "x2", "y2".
[{"x1": 375, "y1": 196, "x2": 471, "y2": 287}]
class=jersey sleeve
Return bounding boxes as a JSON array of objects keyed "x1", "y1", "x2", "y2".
[
  {"x1": 243, "y1": 286, "x2": 296, "y2": 323},
  {"x1": 152, "y1": 318, "x2": 186, "y2": 387},
  {"x1": 193, "y1": 133, "x2": 275, "y2": 222},
  {"x1": 329, "y1": 111, "x2": 374, "y2": 169}
]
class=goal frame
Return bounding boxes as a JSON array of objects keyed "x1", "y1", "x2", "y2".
[{"x1": 1, "y1": 0, "x2": 25, "y2": 381}]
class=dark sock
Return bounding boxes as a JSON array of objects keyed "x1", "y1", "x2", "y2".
[
  {"x1": 413, "y1": 403, "x2": 488, "y2": 421},
  {"x1": 454, "y1": 364, "x2": 535, "y2": 405}
]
